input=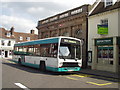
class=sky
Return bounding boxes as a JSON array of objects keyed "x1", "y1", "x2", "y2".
[{"x1": 0, "y1": 0, "x2": 117, "y2": 34}]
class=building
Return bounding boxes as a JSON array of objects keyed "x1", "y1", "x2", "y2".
[
  {"x1": 37, "y1": 5, "x2": 90, "y2": 68},
  {"x1": 0, "y1": 28, "x2": 15, "y2": 59},
  {"x1": 88, "y1": 0, "x2": 120, "y2": 72},
  {"x1": 0, "y1": 27, "x2": 38, "y2": 59}
]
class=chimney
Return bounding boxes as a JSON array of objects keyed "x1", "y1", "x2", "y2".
[
  {"x1": 10, "y1": 27, "x2": 14, "y2": 35},
  {"x1": 30, "y1": 30, "x2": 35, "y2": 34}
]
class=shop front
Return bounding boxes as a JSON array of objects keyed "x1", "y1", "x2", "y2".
[{"x1": 92, "y1": 37, "x2": 120, "y2": 73}]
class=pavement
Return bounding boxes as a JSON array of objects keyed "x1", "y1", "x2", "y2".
[{"x1": 79, "y1": 68, "x2": 119, "y2": 79}]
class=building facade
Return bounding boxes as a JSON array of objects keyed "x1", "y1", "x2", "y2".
[
  {"x1": 88, "y1": 0, "x2": 120, "y2": 72},
  {"x1": 0, "y1": 27, "x2": 38, "y2": 59},
  {"x1": 0, "y1": 28, "x2": 15, "y2": 58},
  {"x1": 37, "y1": 5, "x2": 90, "y2": 68}
]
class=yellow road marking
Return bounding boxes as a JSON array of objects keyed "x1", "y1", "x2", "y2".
[
  {"x1": 71, "y1": 74, "x2": 85, "y2": 77},
  {"x1": 66, "y1": 76, "x2": 78, "y2": 80},
  {"x1": 71, "y1": 74, "x2": 93, "y2": 77},
  {"x1": 7, "y1": 61, "x2": 16, "y2": 64},
  {"x1": 87, "y1": 82, "x2": 112, "y2": 86}
]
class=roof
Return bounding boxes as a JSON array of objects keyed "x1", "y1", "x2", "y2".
[
  {"x1": 89, "y1": 0, "x2": 120, "y2": 16},
  {"x1": 0, "y1": 28, "x2": 15, "y2": 39},
  {"x1": 0, "y1": 27, "x2": 38, "y2": 42}
]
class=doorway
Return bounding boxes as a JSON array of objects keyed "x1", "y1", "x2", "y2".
[{"x1": 5, "y1": 51, "x2": 8, "y2": 57}]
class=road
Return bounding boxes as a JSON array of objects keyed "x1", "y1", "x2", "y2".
[{"x1": 1, "y1": 58, "x2": 119, "y2": 89}]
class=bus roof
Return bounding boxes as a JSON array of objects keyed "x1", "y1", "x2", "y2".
[{"x1": 14, "y1": 36, "x2": 81, "y2": 46}]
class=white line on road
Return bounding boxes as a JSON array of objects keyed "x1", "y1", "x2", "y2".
[{"x1": 14, "y1": 83, "x2": 30, "y2": 90}]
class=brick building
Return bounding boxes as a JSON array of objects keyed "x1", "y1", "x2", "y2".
[
  {"x1": 37, "y1": 4, "x2": 90, "y2": 68},
  {"x1": 0, "y1": 27, "x2": 38, "y2": 58}
]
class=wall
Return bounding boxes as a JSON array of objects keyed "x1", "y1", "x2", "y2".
[
  {"x1": 88, "y1": 9, "x2": 119, "y2": 51},
  {"x1": 0, "y1": 38, "x2": 16, "y2": 58}
]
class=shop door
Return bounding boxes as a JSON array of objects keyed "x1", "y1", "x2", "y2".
[
  {"x1": 118, "y1": 46, "x2": 120, "y2": 65},
  {"x1": 5, "y1": 51, "x2": 8, "y2": 57}
]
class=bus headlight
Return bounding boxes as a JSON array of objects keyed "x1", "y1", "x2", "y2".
[{"x1": 59, "y1": 62, "x2": 63, "y2": 67}]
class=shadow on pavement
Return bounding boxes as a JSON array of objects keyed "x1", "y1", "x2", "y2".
[{"x1": 2, "y1": 62, "x2": 75, "y2": 76}]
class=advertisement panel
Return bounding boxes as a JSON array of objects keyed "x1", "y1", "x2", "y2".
[{"x1": 97, "y1": 25, "x2": 108, "y2": 35}]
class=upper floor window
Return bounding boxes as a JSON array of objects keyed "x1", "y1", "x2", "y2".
[
  {"x1": 101, "y1": 19, "x2": 108, "y2": 25},
  {"x1": 1, "y1": 40, "x2": 5, "y2": 46},
  {"x1": 26, "y1": 37, "x2": 30, "y2": 41},
  {"x1": 8, "y1": 41, "x2": 11, "y2": 46},
  {"x1": 105, "y1": 0, "x2": 113, "y2": 7},
  {"x1": 6, "y1": 32, "x2": 11, "y2": 37},
  {"x1": 19, "y1": 36, "x2": 23, "y2": 41}
]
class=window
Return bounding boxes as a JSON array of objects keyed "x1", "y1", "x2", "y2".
[
  {"x1": 105, "y1": 0, "x2": 113, "y2": 7},
  {"x1": 59, "y1": 43, "x2": 81, "y2": 59},
  {"x1": 14, "y1": 44, "x2": 58, "y2": 57},
  {"x1": 8, "y1": 41, "x2": 11, "y2": 46},
  {"x1": 62, "y1": 31, "x2": 69, "y2": 36},
  {"x1": 40, "y1": 43, "x2": 58, "y2": 57},
  {"x1": 19, "y1": 36, "x2": 23, "y2": 40},
  {"x1": 6, "y1": 32, "x2": 11, "y2": 37},
  {"x1": 101, "y1": 19, "x2": 108, "y2": 25},
  {"x1": 9, "y1": 50, "x2": 12, "y2": 55},
  {"x1": 97, "y1": 46, "x2": 113, "y2": 65},
  {"x1": 0, "y1": 50, "x2": 1, "y2": 55},
  {"x1": 26, "y1": 37, "x2": 30, "y2": 41},
  {"x1": 1, "y1": 40, "x2": 5, "y2": 46}
]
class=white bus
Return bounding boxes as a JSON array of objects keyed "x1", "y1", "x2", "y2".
[{"x1": 12, "y1": 36, "x2": 82, "y2": 72}]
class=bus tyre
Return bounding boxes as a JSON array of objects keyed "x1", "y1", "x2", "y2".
[
  {"x1": 40, "y1": 61, "x2": 46, "y2": 72},
  {"x1": 18, "y1": 58, "x2": 21, "y2": 66}
]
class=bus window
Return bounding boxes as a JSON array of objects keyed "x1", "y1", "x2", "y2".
[
  {"x1": 59, "y1": 43, "x2": 81, "y2": 59},
  {"x1": 40, "y1": 43, "x2": 58, "y2": 57}
]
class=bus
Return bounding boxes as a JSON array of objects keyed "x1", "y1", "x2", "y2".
[{"x1": 12, "y1": 36, "x2": 82, "y2": 72}]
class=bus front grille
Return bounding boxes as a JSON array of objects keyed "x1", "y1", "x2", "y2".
[{"x1": 62, "y1": 62, "x2": 79, "y2": 67}]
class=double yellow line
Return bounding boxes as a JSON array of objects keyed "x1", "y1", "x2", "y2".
[
  {"x1": 86, "y1": 82, "x2": 112, "y2": 86},
  {"x1": 65, "y1": 74, "x2": 113, "y2": 86}
]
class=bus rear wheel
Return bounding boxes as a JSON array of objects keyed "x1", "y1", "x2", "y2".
[
  {"x1": 40, "y1": 61, "x2": 46, "y2": 72},
  {"x1": 18, "y1": 58, "x2": 21, "y2": 66}
]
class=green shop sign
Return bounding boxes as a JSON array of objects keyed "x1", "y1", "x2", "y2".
[
  {"x1": 97, "y1": 25, "x2": 108, "y2": 35},
  {"x1": 95, "y1": 38, "x2": 113, "y2": 46}
]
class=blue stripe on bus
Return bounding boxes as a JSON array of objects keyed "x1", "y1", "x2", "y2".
[
  {"x1": 46, "y1": 66, "x2": 81, "y2": 72},
  {"x1": 15, "y1": 38, "x2": 59, "y2": 46}
]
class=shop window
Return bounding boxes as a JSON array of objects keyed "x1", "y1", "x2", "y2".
[{"x1": 97, "y1": 46, "x2": 113, "y2": 65}]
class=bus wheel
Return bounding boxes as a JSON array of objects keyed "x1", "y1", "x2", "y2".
[
  {"x1": 40, "y1": 61, "x2": 46, "y2": 72},
  {"x1": 18, "y1": 58, "x2": 21, "y2": 66}
]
